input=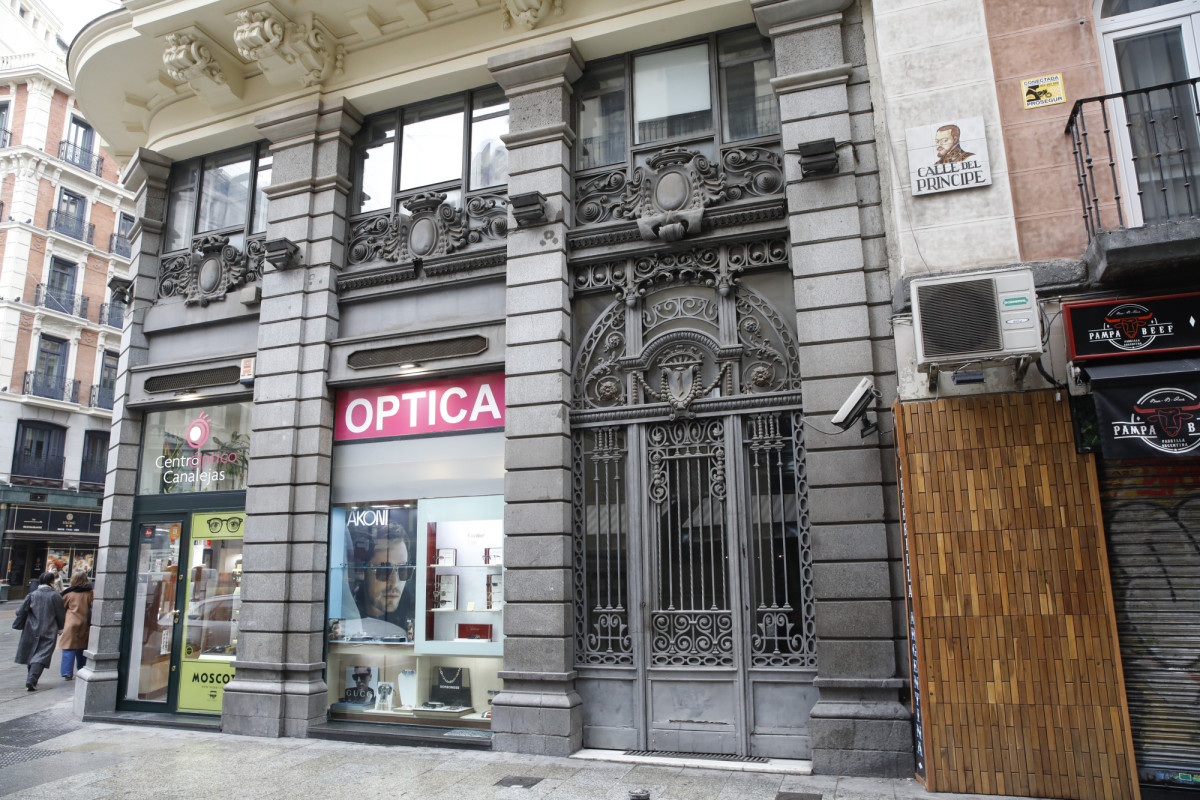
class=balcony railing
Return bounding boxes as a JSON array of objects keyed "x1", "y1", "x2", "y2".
[
  {"x1": 22, "y1": 371, "x2": 80, "y2": 403},
  {"x1": 46, "y1": 210, "x2": 95, "y2": 245},
  {"x1": 34, "y1": 283, "x2": 89, "y2": 319},
  {"x1": 98, "y1": 301, "x2": 125, "y2": 328},
  {"x1": 89, "y1": 384, "x2": 114, "y2": 410},
  {"x1": 0, "y1": 128, "x2": 10, "y2": 149},
  {"x1": 11, "y1": 452, "x2": 64, "y2": 485},
  {"x1": 79, "y1": 466, "x2": 106, "y2": 490},
  {"x1": 109, "y1": 232, "x2": 132, "y2": 258},
  {"x1": 1066, "y1": 75, "x2": 1200, "y2": 241},
  {"x1": 57, "y1": 140, "x2": 104, "y2": 176}
]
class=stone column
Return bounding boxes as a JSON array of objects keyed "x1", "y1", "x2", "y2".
[
  {"x1": 221, "y1": 98, "x2": 359, "y2": 737},
  {"x1": 75, "y1": 148, "x2": 172, "y2": 717},
  {"x1": 753, "y1": 0, "x2": 912, "y2": 776},
  {"x1": 487, "y1": 39, "x2": 583, "y2": 757}
]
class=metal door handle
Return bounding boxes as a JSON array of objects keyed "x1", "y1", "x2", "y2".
[{"x1": 172, "y1": 609, "x2": 180, "y2": 624}]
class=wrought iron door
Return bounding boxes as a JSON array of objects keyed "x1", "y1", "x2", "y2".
[{"x1": 572, "y1": 244, "x2": 817, "y2": 757}]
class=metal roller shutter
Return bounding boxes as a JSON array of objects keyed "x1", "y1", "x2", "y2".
[{"x1": 1099, "y1": 458, "x2": 1200, "y2": 794}]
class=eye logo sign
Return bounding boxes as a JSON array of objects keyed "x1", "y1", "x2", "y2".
[
  {"x1": 1111, "y1": 387, "x2": 1200, "y2": 454},
  {"x1": 1087, "y1": 303, "x2": 1174, "y2": 351},
  {"x1": 186, "y1": 413, "x2": 212, "y2": 450}
]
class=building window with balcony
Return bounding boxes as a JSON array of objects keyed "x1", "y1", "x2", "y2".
[
  {"x1": 38, "y1": 257, "x2": 81, "y2": 316},
  {"x1": 80, "y1": 429, "x2": 109, "y2": 489},
  {"x1": 0, "y1": 102, "x2": 10, "y2": 149},
  {"x1": 91, "y1": 351, "x2": 117, "y2": 410},
  {"x1": 25, "y1": 334, "x2": 74, "y2": 403},
  {"x1": 346, "y1": 88, "x2": 509, "y2": 268},
  {"x1": 1091, "y1": 0, "x2": 1200, "y2": 227},
  {"x1": 50, "y1": 189, "x2": 93, "y2": 245},
  {"x1": 61, "y1": 116, "x2": 102, "y2": 175},
  {"x1": 100, "y1": 293, "x2": 125, "y2": 328},
  {"x1": 12, "y1": 420, "x2": 65, "y2": 485},
  {"x1": 110, "y1": 212, "x2": 134, "y2": 258}
]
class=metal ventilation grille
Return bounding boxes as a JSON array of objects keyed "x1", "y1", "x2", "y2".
[
  {"x1": 915, "y1": 279, "x2": 1002, "y2": 358},
  {"x1": 144, "y1": 366, "x2": 241, "y2": 393},
  {"x1": 347, "y1": 335, "x2": 487, "y2": 369}
]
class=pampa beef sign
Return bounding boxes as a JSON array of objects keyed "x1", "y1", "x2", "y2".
[
  {"x1": 335, "y1": 373, "x2": 504, "y2": 442},
  {"x1": 1095, "y1": 381, "x2": 1200, "y2": 457},
  {"x1": 1064, "y1": 292, "x2": 1200, "y2": 361}
]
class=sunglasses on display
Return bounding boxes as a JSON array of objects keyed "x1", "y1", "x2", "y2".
[{"x1": 369, "y1": 563, "x2": 415, "y2": 580}]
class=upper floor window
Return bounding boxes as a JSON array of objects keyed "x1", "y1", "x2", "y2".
[
  {"x1": 577, "y1": 29, "x2": 778, "y2": 172},
  {"x1": 12, "y1": 420, "x2": 65, "y2": 483},
  {"x1": 0, "y1": 103, "x2": 10, "y2": 148},
  {"x1": 163, "y1": 143, "x2": 271, "y2": 254},
  {"x1": 1089, "y1": 0, "x2": 1200, "y2": 227},
  {"x1": 61, "y1": 117, "x2": 103, "y2": 175},
  {"x1": 351, "y1": 87, "x2": 510, "y2": 217}
]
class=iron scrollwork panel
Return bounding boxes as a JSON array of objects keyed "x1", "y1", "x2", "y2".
[
  {"x1": 574, "y1": 427, "x2": 633, "y2": 665},
  {"x1": 647, "y1": 418, "x2": 734, "y2": 667},
  {"x1": 745, "y1": 411, "x2": 816, "y2": 667}
]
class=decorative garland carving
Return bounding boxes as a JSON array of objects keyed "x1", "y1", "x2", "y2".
[
  {"x1": 157, "y1": 235, "x2": 255, "y2": 306},
  {"x1": 573, "y1": 145, "x2": 784, "y2": 242}
]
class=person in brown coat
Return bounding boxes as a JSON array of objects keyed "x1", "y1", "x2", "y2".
[{"x1": 58, "y1": 570, "x2": 93, "y2": 680}]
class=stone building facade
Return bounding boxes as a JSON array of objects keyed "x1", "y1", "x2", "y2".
[{"x1": 68, "y1": 0, "x2": 913, "y2": 778}]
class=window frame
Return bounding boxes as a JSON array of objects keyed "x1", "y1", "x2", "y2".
[
  {"x1": 80, "y1": 429, "x2": 110, "y2": 486},
  {"x1": 161, "y1": 142, "x2": 272, "y2": 257},
  {"x1": 13, "y1": 419, "x2": 66, "y2": 480},
  {"x1": 349, "y1": 87, "x2": 511, "y2": 220},
  {"x1": 574, "y1": 27, "x2": 780, "y2": 176},
  {"x1": 35, "y1": 334, "x2": 69, "y2": 385}
]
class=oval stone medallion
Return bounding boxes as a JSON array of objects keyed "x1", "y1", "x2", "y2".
[
  {"x1": 654, "y1": 171, "x2": 690, "y2": 211},
  {"x1": 198, "y1": 256, "x2": 222, "y2": 294},
  {"x1": 410, "y1": 217, "x2": 438, "y2": 256}
]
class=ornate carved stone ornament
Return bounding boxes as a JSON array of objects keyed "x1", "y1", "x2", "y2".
[
  {"x1": 575, "y1": 146, "x2": 784, "y2": 242},
  {"x1": 571, "y1": 242, "x2": 801, "y2": 416},
  {"x1": 233, "y1": 6, "x2": 344, "y2": 88},
  {"x1": 346, "y1": 192, "x2": 509, "y2": 274},
  {"x1": 500, "y1": 0, "x2": 564, "y2": 30},
  {"x1": 158, "y1": 235, "x2": 262, "y2": 306},
  {"x1": 162, "y1": 30, "x2": 244, "y2": 107}
]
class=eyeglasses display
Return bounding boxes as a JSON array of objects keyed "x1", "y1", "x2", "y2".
[{"x1": 326, "y1": 495, "x2": 504, "y2": 730}]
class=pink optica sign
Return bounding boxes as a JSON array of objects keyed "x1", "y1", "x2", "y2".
[{"x1": 334, "y1": 373, "x2": 505, "y2": 441}]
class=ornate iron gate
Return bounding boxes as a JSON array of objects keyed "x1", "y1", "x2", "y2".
[{"x1": 571, "y1": 243, "x2": 816, "y2": 757}]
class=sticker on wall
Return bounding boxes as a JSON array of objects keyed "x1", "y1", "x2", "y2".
[
  {"x1": 1022, "y1": 74, "x2": 1065, "y2": 109},
  {"x1": 905, "y1": 117, "x2": 992, "y2": 196}
]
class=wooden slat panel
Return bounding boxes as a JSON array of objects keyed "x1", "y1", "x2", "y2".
[{"x1": 898, "y1": 392, "x2": 1140, "y2": 800}]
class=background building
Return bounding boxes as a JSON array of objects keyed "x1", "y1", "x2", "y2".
[
  {"x1": 0, "y1": 0, "x2": 133, "y2": 599},
  {"x1": 873, "y1": 0, "x2": 1200, "y2": 798}
]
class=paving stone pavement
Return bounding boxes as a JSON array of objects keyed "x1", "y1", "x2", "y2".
[{"x1": 0, "y1": 604, "x2": 1051, "y2": 800}]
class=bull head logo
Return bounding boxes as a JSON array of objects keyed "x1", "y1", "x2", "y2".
[
  {"x1": 1133, "y1": 399, "x2": 1200, "y2": 437},
  {"x1": 1103, "y1": 312, "x2": 1153, "y2": 340}
]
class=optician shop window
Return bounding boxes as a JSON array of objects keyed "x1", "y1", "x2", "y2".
[{"x1": 327, "y1": 373, "x2": 505, "y2": 731}]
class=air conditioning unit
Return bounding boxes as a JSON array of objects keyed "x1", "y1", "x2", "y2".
[{"x1": 911, "y1": 268, "x2": 1042, "y2": 369}]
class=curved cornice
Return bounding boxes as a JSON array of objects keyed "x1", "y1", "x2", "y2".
[{"x1": 67, "y1": 0, "x2": 754, "y2": 166}]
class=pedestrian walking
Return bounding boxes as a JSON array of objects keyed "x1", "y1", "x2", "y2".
[
  {"x1": 13, "y1": 571, "x2": 66, "y2": 690},
  {"x1": 59, "y1": 570, "x2": 93, "y2": 680}
]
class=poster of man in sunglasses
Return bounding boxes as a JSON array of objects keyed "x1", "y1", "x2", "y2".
[{"x1": 343, "y1": 505, "x2": 417, "y2": 641}]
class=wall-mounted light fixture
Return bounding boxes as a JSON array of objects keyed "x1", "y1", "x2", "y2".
[
  {"x1": 795, "y1": 138, "x2": 840, "y2": 179},
  {"x1": 510, "y1": 191, "x2": 548, "y2": 228}
]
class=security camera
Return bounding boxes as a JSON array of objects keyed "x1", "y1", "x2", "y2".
[{"x1": 830, "y1": 376, "x2": 879, "y2": 432}]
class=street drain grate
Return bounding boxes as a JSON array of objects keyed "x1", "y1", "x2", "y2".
[
  {"x1": 495, "y1": 776, "x2": 545, "y2": 788},
  {"x1": 776, "y1": 794, "x2": 824, "y2": 800},
  {"x1": 0, "y1": 708, "x2": 80, "y2": 748},
  {"x1": 0, "y1": 744, "x2": 59, "y2": 769},
  {"x1": 624, "y1": 750, "x2": 770, "y2": 763}
]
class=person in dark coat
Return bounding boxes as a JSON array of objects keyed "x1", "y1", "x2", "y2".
[
  {"x1": 58, "y1": 571, "x2": 93, "y2": 680},
  {"x1": 13, "y1": 571, "x2": 66, "y2": 690}
]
